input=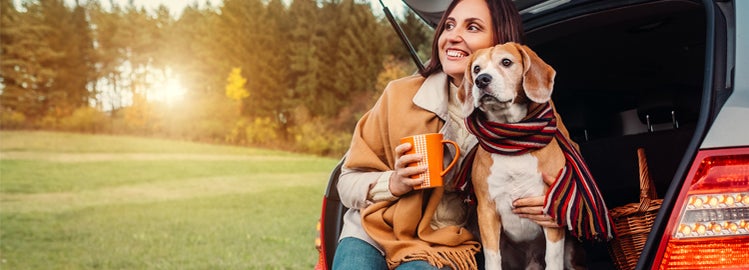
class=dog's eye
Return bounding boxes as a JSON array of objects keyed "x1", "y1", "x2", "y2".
[
  {"x1": 473, "y1": 65, "x2": 480, "y2": 74},
  {"x1": 501, "y1": 58, "x2": 512, "y2": 67}
]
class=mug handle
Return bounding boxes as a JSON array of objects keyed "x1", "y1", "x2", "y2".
[{"x1": 440, "y1": 140, "x2": 461, "y2": 177}]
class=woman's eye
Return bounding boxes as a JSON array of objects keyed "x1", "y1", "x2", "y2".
[
  {"x1": 501, "y1": 59, "x2": 513, "y2": 66},
  {"x1": 445, "y1": 22, "x2": 455, "y2": 30},
  {"x1": 468, "y1": 24, "x2": 480, "y2": 31},
  {"x1": 473, "y1": 65, "x2": 481, "y2": 74}
]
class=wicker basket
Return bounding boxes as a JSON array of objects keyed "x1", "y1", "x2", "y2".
[{"x1": 607, "y1": 148, "x2": 663, "y2": 270}]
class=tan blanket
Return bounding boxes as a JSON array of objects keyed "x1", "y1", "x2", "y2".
[{"x1": 345, "y1": 75, "x2": 480, "y2": 270}]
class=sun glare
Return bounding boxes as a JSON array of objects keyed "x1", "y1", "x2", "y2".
[{"x1": 148, "y1": 69, "x2": 185, "y2": 106}]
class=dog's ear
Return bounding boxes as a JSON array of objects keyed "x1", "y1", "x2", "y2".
[
  {"x1": 457, "y1": 61, "x2": 471, "y2": 105},
  {"x1": 459, "y1": 52, "x2": 479, "y2": 117},
  {"x1": 516, "y1": 43, "x2": 556, "y2": 103}
]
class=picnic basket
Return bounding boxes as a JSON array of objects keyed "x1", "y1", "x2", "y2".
[{"x1": 607, "y1": 148, "x2": 663, "y2": 270}]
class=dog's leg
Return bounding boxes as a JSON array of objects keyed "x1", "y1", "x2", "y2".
[
  {"x1": 472, "y1": 149, "x2": 503, "y2": 270},
  {"x1": 476, "y1": 191, "x2": 502, "y2": 270},
  {"x1": 543, "y1": 227, "x2": 566, "y2": 270}
]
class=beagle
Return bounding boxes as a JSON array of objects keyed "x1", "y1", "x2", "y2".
[{"x1": 458, "y1": 43, "x2": 579, "y2": 270}]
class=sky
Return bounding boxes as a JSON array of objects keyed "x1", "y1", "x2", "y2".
[
  {"x1": 95, "y1": 0, "x2": 216, "y2": 17},
  {"x1": 56, "y1": 0, "x2": 408, "y2": 19}
]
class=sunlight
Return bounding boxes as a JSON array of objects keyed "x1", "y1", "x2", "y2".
[{"x1": 148, "y1": 68, "x2": 185, "y2": 106}]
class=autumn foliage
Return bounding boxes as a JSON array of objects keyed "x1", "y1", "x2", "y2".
[{"x1": 0, "y1": 0, "x2": 432, "y2": 157}]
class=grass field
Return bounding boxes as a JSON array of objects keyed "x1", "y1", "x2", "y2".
[{"x1": 0, "y1": 131, "x2": 339, "y2": 269}]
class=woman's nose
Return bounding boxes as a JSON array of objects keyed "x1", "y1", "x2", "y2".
[{"x1": 445, "y1": 29, "x2": 464, "y2": 43}]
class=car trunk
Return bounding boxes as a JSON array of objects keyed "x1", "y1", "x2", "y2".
[
  {"x1": 526, "y1": 0, "x2": 705, "y2": 207},
  {"x1": 318, "y1": 0, "x2": 718, "y2": 269},
  {"x1": 521, "y1": 0, "x2": 708, "y2": 267}
]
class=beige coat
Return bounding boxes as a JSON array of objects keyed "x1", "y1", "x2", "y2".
[{"x1": 343, "y1": 72, "x2": 481, "y2": 269}]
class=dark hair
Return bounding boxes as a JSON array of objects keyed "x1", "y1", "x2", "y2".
[{"x1": 419, "y1": 0, "x2": 525, "y2": 77}]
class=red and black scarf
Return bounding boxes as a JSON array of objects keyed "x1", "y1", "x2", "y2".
[{"x1": 455, "y1": 103, "x2": 614, "y2": 241}]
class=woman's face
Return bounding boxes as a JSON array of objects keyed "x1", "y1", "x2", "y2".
[{"x1": 438, "y1": 0, "x2": 495, "y2": 86}]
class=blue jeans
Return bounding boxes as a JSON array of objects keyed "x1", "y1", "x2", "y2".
[{"x1": 332, "y1": 237, "x2": 448, "y2": 270}]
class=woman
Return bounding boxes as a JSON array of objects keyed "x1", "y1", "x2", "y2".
[{"x1": 332, "y1": 0, "x2": 560, "y2": 269}]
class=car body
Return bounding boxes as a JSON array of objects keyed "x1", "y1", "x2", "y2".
[{"x1": 316, "y1": 0, "x2": 749, "y2": 269}]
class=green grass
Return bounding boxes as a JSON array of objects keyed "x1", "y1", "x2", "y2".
[{"x1": 0, "y1": 131, "x2": 339, "y2": 269}]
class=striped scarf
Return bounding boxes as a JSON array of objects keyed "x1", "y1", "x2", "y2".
[{"x1": 459, "y1": 102, "x2": 614, "y2": 241}]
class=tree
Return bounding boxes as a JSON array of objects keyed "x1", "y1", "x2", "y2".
[
  {"x1": 312, "y1": 0, "x2": 386, "y2": 118},
  {"x1": 168, "y1": 4, "x2": 223, "y2": 98},
  {"x1": 388, "y1": 11, "x2": 433, "y2": 67},
  {"x1": 287, "y1": 0, "x2": 322, "y2": 119},
  {"x1": 24, "y1": 0, "x2": 95, "y2": 118},
  {"x1": 0, "y1": 0, "x2": 63, "y2": 119},
  {"x1": 216, "y1": 0, "x2": 265, "y2": 118},
  {"x1": 55, "y1": 3, "x2": 95, "y2": 112},
  {"x1": 151, "y1": 5, "x2": 174, "y2": 71},
  {"x1": 225, "y1": 67, "x2": 248, "y2": 101},
  {"x1": 87, "y1": 1, "x2": 127, "y2": 111},
  {"x1": 252, "y1": 0, "x2": 289, "y2": 121},
  {"x1": 120, "y1": 5, "x2": 158, "y2": 101},
  {"x1": 0, "y1": 0, "x2": 413, "y2": 154}
]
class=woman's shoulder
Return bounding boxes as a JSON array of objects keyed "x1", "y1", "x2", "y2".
[
  {"x1": 382, "y1": 74, "x2": 427, "y2": 98},
  {"x1": 389, "y1": 73, "x2": 426, "y2": 86}
]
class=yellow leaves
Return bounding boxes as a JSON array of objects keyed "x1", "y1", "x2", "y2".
[{"x1": 225, "y1": 67, "x2": 249, "y2": 101}]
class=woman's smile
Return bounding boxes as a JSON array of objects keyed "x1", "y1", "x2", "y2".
[{"x1": 446, "y1": 48, "x2": 468, "y2": 59}]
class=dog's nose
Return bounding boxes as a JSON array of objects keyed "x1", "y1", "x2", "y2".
[{"x1": 475, "y1": 74, "x2": 492, "y2": 89}]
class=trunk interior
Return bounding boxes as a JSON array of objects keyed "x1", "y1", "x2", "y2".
[
  {"x1": 524, "y1": 0, "x2": 707, "y2": 267},
  {"x1": 321, "y1": 1, "x2": 711, "y2": 268}
]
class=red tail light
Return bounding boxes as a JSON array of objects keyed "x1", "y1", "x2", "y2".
[
  {"x1": 314, "y1": 197, "x2": 329, "y2": 270},
  {"x1": 653, "y1": 147, "x2": 749, "y2": 269}
]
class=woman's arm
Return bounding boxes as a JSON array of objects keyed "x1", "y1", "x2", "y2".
[
  {"x1": 338, "y1": 142, "x2": 428, "y2": 210},
  {"x1": 512, "y1": 173, "x2": 561, "y2": 228},
  {"x1": 513, "y1": 106, "x2": 576, "y2": 229},
  {"x1": 338, "y1": 167, "x2": 391, "y2": 210}
]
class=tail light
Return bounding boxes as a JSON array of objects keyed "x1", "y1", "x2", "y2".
[
  {"x1": 314, "y1": 197, "x2": 329, "y2": 270},
  {"x1": 653, "y1": 147, "x2": 749, "y2": 269}
]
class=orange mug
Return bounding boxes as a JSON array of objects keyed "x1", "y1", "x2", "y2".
[{"x1": 399, "y1": 133, "x2": 460, "y2": 189}]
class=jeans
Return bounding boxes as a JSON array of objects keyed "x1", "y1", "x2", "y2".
[{"x1": 332, "y1": 237, "x2": 448, "y2": 270}]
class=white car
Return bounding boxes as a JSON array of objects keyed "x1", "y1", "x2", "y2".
[{"x1": 316, "y1": 0, "x2": 748, "y2": 269}]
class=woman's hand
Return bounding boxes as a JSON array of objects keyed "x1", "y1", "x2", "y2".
[
  {"x1": 512, "y1": 173, "x2": 561, "y2": 228},
  {"x1": 389, "y1": 142, "x2": 427, "y2": 197}
]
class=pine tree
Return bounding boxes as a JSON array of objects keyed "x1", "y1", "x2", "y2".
[
  {"x1": 312, "y1": 1, "x2": 342, "y2": 117},
  {"x1": 216, "y1": 0, "x2": 265, "y2": 117},
  {"x1": 62, "y1": 3, "x2": 95, "y2": 110},
  {"x1": 151, "y1": 5, "x2": 174, "y2": 71},
  {"x1": 387, "y1": 11, "x2": 433, "y2": 66},
  {"x1": 315, "y1": 0, "x2": 386, "y2": 118},
  {"x1": 121, "y1": 5, "x2": 156, "y2": 100},
  {"x1": 21, "y1": 0, "x2": 95, "y2": 117},
  {"x1": 0, "y1": 0, "x2": 63, "y2": 119},
  {"x1": 169, "y1": 4, "x2": 223, "y2": 98},
  {"x1": 287, "y1": 0, "x2": 321, "y2": 117},
  {"x1": 87, "y1": 1, "x2": 127, "y2": 111},
  {"x1": 248, "y1": 0, "x2": 288, "y2": 120}
]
